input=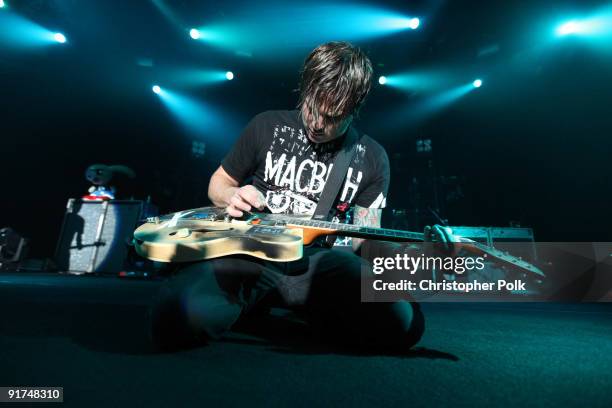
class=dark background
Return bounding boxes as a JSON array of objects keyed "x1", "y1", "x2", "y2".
[{"x1": 1, "y1": 0, "x2": 611, "y2": 258}]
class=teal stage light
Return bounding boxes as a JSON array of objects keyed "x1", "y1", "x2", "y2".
[
  {"x1": 554, "y1": 9, "x2": 612, "y2": 38},
  {"x1": 0, "y1": 12, "x2": 69, "y2": 47},
  {"x1": 0, "y1": 1, "x2": 6, "y2": 9},
  {"x1": 152, "y1": 85, "x2": 161, "y2": 94},
  {"x1": 189, "y1": 28, "x2": 201, "y2": 40},
  {"x1": 379, "y1": 70, "x2": 451, "y2": 92},
  {"x1": 378, "y1": 76, "x2": 387, "y2": 85},
  {"x1": 53, "y1": 32, "x2": 66, "y2": 43},
  {"x1": 415, "y1": 82, "x2": 478, "y2": 116},
  {"x1": 158, "y1": 68, "x2": 236, "y2": 88},
  {"x1": 382, "y1": 80, "x2": 481, "y2": 130},
  {"x1": 186, "y1": 4, "x2": 422, "y2": 56},
  {"x1": 556, "y1": 21, "x2": 580, "y2": 36},
  {"x1": 473, "y1": 79, "x2": 482, "y2": 88},
  {"x1": 152, "y1": 87, "x2": 241, "y2": 146}
]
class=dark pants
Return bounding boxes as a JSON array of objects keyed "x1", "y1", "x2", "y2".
[{"x1": 149, "y1": 245, "x2": 424, "y2": 351}]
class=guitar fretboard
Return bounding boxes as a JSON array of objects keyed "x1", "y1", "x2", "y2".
[
  {"x1": 276, "y1": 218, "x2": 425, "y2": 242},
  {"x1": 280, "y1": 218, "x2": 543, "y2": 276}
]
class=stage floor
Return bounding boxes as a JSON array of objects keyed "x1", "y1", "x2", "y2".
[{"x1": 1, "y1": 273, "x2": 611, "y2": 407}]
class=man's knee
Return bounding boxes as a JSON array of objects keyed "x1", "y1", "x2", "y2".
[
  {"x1": 388, "y1": 301, "x2": 425, "y2": 350},
  {"x1": 361, "y1": 300, "x2": 425, "y2": 351}
]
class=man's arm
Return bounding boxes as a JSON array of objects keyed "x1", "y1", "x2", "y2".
[
  {"x1": 208, "y1": 166, "x2": 264, "y2": 217},
  {"x1": 208, "y1": 166, "x2": 239, "y2": 207},
  {"x1": 352, "y1": 204, "x2": 382, "y2": 252}
]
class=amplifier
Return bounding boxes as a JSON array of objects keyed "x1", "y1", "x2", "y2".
[
  {"x1": 55, "y1": 199, "x2": 147, "y2": 274},
  {"x1": 0, "y1": 228, "x2": 28, "y2": 271}
]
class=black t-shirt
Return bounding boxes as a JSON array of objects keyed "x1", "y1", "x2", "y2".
[{"x1": 221, "y1": 110, "x2": 390, "y2": 222}]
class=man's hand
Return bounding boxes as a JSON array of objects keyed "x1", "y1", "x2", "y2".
[
  {"x1": 424, "y1": 225, "x2": 459, "y2": 255},
  {"x1": 352, "y1": 205, "x2": 382, "y2": 252},
  {"x1": 208, "y1": 166, "x2": 266, "y2": 217},
  {"x1": 225, "y1": 185, "x2": 265, "y2": 217}
]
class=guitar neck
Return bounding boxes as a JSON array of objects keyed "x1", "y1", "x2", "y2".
[
  {"x1": 282, "y1": 219, "x2": 425, "y2": 242},
  {"x1": 280, "y1": 218, "x2": 545, "y2": 277}
]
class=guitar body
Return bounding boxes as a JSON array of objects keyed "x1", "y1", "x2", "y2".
[
  {"x1": 133, "y1": 208, "x2": 303, "y2": 263},
  {"x1": 133, "y1": 206, "x2": 544, "y2": 277}
]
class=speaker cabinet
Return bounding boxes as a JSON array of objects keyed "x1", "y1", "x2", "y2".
[{"x1": 55, "y1": 199, "x2": 144, "y2": 274}]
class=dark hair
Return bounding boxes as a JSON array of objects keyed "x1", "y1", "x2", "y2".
[{"x1": 298, "y1": 41, "x2": 373, "y2": 121}]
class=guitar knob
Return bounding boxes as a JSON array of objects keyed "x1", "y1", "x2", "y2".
[{"x1": 147, "y1": 216, "x2": 160, "y2": 224}]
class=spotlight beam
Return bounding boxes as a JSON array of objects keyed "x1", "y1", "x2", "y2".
[
  {"x1": 0, "y1": 12, "x2": 69, "y2": 47},
  {"x1": 189, "y1": 28, "x2": 201, "y2": 40},
  {"x1": 383, "y1": 81, "x2": 480, "y2": 129},
  {"x1": 153, "y1": 87, "x2": 239, "y2": 142},
  {"x1": 557, "y1": 21, "x2": 579, "y2": 36},
  {"x1": 555, "y1": 10, "x2": 612, "y2": 38},
  {"x1": 153, "y1": 68, "x2": 235, "y2": 88},
  {"x1": 186, "y1": 5, "x2": 423, "y2": 56},
  {"x1": 377, "y1": 70, "x2": 452, "y2": 92},
  {"x1": 53, "y1": 32, "x2": 66, "y2": 43}
]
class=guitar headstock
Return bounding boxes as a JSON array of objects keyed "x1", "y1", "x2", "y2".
[{"x1": 456, "y1": 237, "x2": 545, "y2": 277}]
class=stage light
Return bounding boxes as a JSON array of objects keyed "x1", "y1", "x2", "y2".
[
  {"x1": 53, "y1": 32, "x2": 66, "y2": 43},
  {"x1": 383, "y1": 81, "x2": 480, "y2": 130},
  {"x1": 152, "y1": 85, "x2": 161, "y2": 94},
  {"x1": 161, "y1": 68, "x2": 236, "y2": 87},
  {"x1": 556, "y1": 21, "x2": 579, "y2": 36},
  {"x1": 0, "y1": 13, "x2": 70, "y2": 47},
  {"x1": 473, "y1": 79, "x2": 482, "y2": 88},
  {"x1": 0, "y1": 1, "x2": 6, "y2": 9},
  {"x1": 189, "y1": 28, "x2": 201, "y2": 40},
  {"x1": 153, "y1": 87, "x2": 240, "y2": 143},
  {"x1": 181, "y1": 4, "x2": 425, "y2": 57},
  {"x1": 554, "y1": 10, "x2": 612, "y2": 38},
  {"x1": 377, "y1": 70, "x2": 451, "y2": 92}
]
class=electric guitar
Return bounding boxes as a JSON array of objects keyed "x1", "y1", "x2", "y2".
[{"x1": 133, "y1": 207, "x2": 545, "y2": 277}]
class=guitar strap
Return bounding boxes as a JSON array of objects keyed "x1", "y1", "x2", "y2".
[{"x1": 312, "y1": 126, "x2": 360, "y2": 222}]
